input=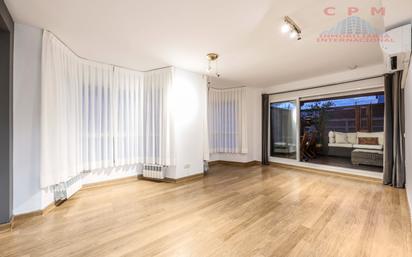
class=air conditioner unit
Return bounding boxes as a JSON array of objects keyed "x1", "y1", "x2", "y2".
[{"x1": 380, "y1": 24, "x2": 411, "y2": 73}]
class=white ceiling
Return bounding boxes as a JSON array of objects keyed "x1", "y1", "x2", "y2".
[{"x1": 5, "y1": 0, "x2": 412, "y2": 87}]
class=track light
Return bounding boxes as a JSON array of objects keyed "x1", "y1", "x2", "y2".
[{"x1": 281, "y1": 16, "x2": 302, "y2": 40}]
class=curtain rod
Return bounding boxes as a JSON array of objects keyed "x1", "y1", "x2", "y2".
[
  {"x1": 46, "y1": 30, "x2": 172, "y2": 73},
  {"x1": 208, "y1": 86, "x2": 247, "y2": 90},
  {"x1": 265, "y1": 75, "x2": 384, "y2": 96}
]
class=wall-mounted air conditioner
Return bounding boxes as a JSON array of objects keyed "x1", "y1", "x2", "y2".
[{"x1": 380, "y1": 24, "x2": 411, "y2": 73}]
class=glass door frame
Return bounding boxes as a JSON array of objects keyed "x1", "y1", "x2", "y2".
[
  {"x1": 268, "y1": 96, "x2": 301, "y2": 162},
  {"x1": 268, "y1": 88, "x2": 385, "y2": 178}
]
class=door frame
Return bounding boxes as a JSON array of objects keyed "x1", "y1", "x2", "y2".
[{"x1": 268, "y1": 87, "x2": 385, "y2": 179}]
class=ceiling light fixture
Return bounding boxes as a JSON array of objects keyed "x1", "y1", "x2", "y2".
[
  {"x1": 281, "y1": 16, "x2": 302, "y2": 40},
  {"x1": 281, "y1": 23, "x2": 291, "y2": 33},
  {"x1": 206, "y1": 53, "x2": 221, "y2": 78}
]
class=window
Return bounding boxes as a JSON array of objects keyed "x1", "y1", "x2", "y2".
[
  {"x1": 208, "y1": 87, "x2": 248, "y2": 154},
  {"x1": 270, "y1": 101, "x2": 297, "y2": 159},
  {"x1": 300, "y1": 92, "x2": 384, "y2": 172}
]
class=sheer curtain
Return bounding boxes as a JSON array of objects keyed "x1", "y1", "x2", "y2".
[
  {"x1": 41, "y1": 32, "x2": 115, "y2": 187},
  {"x1": 113, "y1": 67, "x2": 145, "y2": 166},
  {"x1": 41, "y1": 31, "x2": 83, "y2": 187},
  {"x1": 112, "y1": 67, "x2": 174, "y2": 166},
  {"x1": 80, "y1": 62, "x2": 114, "y2": 171},
  {"x1": 208, "y1": 87, "x2": 248, "y2": 154},
  {"x1": 41, "y1": 31, "x2": 175, "y2": 188},
  {"x1": 143, "y1": 68, "x2": 174, "y2": 165}
]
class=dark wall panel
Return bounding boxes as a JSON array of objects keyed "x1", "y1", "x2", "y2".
[{"x1": 0, "y1": 0, "x2": 13, "y2": 224}]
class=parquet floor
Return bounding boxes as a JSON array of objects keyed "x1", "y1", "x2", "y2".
[{"x1": 1, "y1": 163, "x2": 411, "y2": 257}]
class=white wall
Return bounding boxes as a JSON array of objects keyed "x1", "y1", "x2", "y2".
[
  {"x1": 172, "y1": 68, "x2": 208, "y2": 178},
  {"x1": 404, "y1": 57, "x2": 412, "y2": 217},
  {"x1": 13, "y1": 23, "x2": 43, "y2": 214},
  {"x1": 264, "y1": 64, "x2": 384, "y2": 95}
]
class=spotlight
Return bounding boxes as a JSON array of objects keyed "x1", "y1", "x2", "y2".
[
  {"x1": 281, "y1": 16, "x2": 302, "y2": 40},
  {"x1": 289, "y1": 31, "x2": 298, "y2": 39},
  {"x1": 281, "y1": 23, "x2": 291, "y2": 33}
]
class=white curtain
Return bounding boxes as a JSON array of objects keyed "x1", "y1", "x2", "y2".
[
  {"x1": 80, "y1": 62, "x2": 114, "y2": 171},
  {"x1": 41, "y1": 31, "x2": 175, "y2": 187},
  {"x1": 113, "y1": 67, "x2": 145, "y2": 166},
  {"x1": 113, "y1": 67, "x2": 174, "y2": 166},
  {"x1": 208, "y1": 87, "x2": 248, "y2": 154},
  {"x1": 41, "y1": 31, "x2": 83, "y2": 187},
  {"x1": 143, "y1": 68, "x2": 174, "y2": 165}
]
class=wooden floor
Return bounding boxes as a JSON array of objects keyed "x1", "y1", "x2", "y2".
[
  {"x1": 307, "y1": 155, "x2": 383, "y2": 173},
  {"x1": 1, "y1": 164, "x2": 411, "y2": 257}
]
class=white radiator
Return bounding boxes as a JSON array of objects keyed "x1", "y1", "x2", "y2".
[
  {"x1": 53, "y1": 174, "x2": 82, "y2": 204},
  {"x1": 143, "y1": 164, "x2": 167, "y2": 179}
]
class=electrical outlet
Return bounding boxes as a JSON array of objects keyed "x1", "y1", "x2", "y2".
[{"x1": 184, "y1": 164, "x2": 191, "y2": 169}]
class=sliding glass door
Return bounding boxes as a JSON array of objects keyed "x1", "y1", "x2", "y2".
[
  {"x1": 299, "y1": 92, "x2": 384, "y2": 172},
  {"x1": 268, "y1": 90, "x2": 384, "y2": 174},
  {"x1": 270, "y1": 101, "x2": 297, "y2": 159}
]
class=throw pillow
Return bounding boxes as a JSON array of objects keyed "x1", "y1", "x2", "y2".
[
  {"x1": 335, "y1": 132, "x2": 348, "y2": 144},
  {"x1": 358, "y1": 137, "x2": 379, "y2": 145},
  {"x1": 347, "y1": 133, "x2": 357, "y2": 144}
]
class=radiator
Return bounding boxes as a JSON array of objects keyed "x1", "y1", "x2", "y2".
[
  {"x1": 53, "y1": 174, "x2": 83, "y2": 204},
  {"x1": 143, "y1": 164, "x2": 167, "y2": 179}
]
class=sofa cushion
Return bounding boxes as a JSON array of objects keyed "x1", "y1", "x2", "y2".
[
  {"x1": 353, "y1": 149, "x2": 383, "y2": 154},
  {"x1": 357, "y1": 132, "x2": 384, "y2": 145},
  {"x1": 328, "y1": 131, "x2": 335, "y2": 138},
  {"x1": 347, "y1": 133, "x2": 357, "y2": 144},
  {"x1": 353, "y1": 144, "x2": 383, "y2": 150},
  {"x1": 335, "y1": 132, "x2": 348, "y2": 144},
  {"x1": 328, "y1": 143, "x2": 353, "y2": 148},
  {"x1": 358, "y1": 137, "x2": 379, "y2": 145}
]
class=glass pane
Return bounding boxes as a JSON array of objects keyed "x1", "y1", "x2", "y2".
[
  {"x1": 371, "y1": 103, "x2": 384, "y2": 132},
  {"x1": 270, "y1": 101, "x2": 297, "y2": 159},
  {"x1": 299, "y1": 92, "x2": 384, "y2": 173},
  {"x1": 360, "y1": 106, "x2": 369, "y2": 131},
  {"x1": 325, "y1": 106, "x2": 356, "y2": 133}
]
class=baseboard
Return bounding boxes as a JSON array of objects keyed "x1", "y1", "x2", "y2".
[
  {"x1": 137, "y1": 175, "x2": 171, "y2": 183},
  {"x1": 12, "y1": 176, "x2": 138, "y2": 226},
  {"x1": 138, "y1": 173, "x2": 204, "y2": 183},
  {"x1": 0, "y1": 216, "x2": 14, "y2": 234},
  {"x1": 171, "y1": 173, "x2": 204, "y2": 183},
  {"x1": 13, "y1": 202, "x2": 57, "y2": 225},
  {"x1": 82, "y1": 175, "x2": 138, "y2": 190},
  {"x1": 269, "y1": 162, "x2": 382, "y2": 183},
  {"x1": 13, "y1": 210, "x2": 42, "y2": 222},
  {"x1": 208, "y1": 160, "x2": 261, "y2": 167}
]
